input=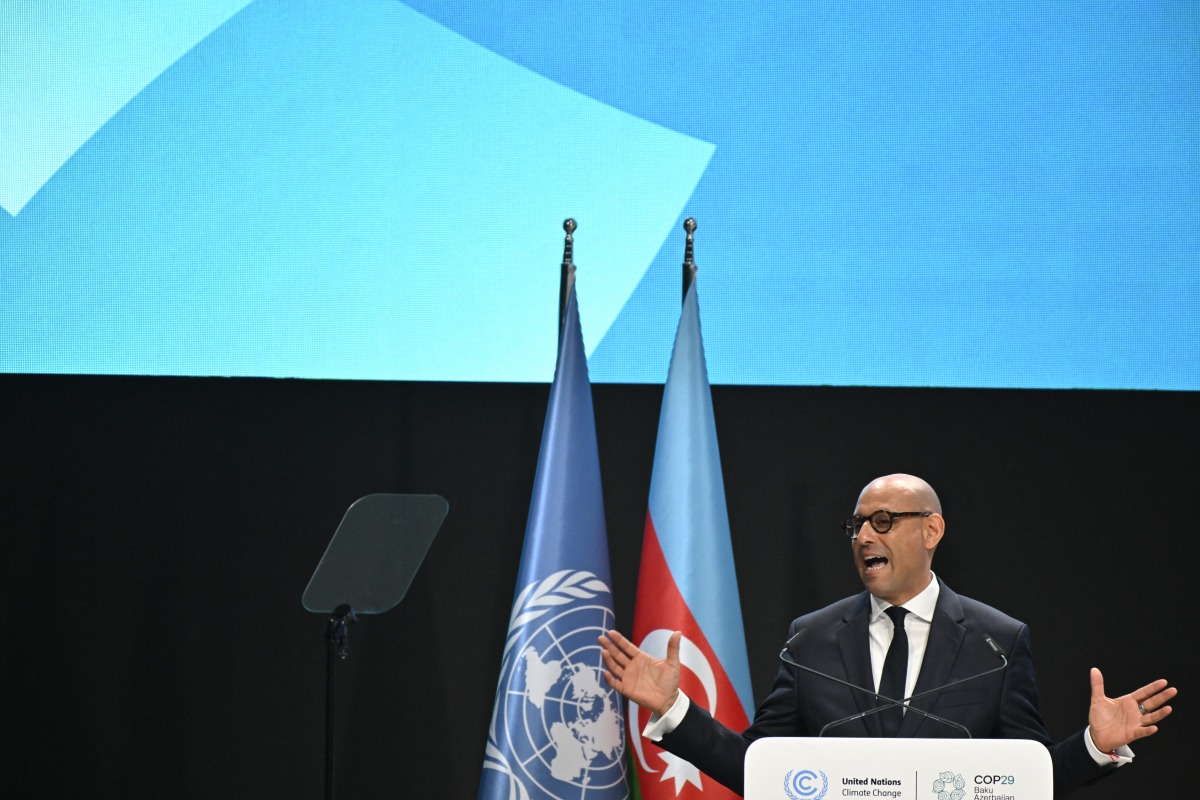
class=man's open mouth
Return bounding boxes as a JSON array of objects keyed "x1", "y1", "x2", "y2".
[{"x1": 863, "y1": 556, "x2": 889, "y2": 574}]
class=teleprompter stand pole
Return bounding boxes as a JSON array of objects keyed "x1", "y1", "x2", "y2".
[{"x1": 324, "y1": 604, "x2": 355, "y2": 800}]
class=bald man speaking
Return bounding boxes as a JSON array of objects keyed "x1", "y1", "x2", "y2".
[{"x1": 600, "y1": 474, "x2": 1176, "y2": 797}]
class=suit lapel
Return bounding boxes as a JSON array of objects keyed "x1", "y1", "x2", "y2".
[
  {"x1": 899, "y1": 580, "x2": 966, "y2": 737},
  {"x1": 838, "y1": 593, "x2": 880, "y2": 736}
]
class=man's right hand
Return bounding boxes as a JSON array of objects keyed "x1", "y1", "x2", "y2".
[{"x1": 598, "y1": 629, "x2": 682, "y2": 717}]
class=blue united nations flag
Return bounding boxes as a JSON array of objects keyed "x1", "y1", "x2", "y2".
[{"x1": 477, "y1": 282, "x2": 628, "y2": 800}]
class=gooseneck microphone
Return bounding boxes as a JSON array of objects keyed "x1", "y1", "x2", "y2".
[
  {"x1": 819, "y1": 633, "x2": 1010, "y2": 737},
  {"x1": 777, "y1": 631, "x2": 970, "y2": 737},
  {"x1": 778, "y1": 629, "x2": 1009, "y2": 737}
]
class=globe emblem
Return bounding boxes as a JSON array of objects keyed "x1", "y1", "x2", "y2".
[{"x1": 489, "y1": 573, "x2": 627, "y2": 800}]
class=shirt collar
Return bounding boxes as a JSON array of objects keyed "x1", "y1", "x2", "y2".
[{"x1": 870, "y1": 571, "x2": 940, "y2": 623}]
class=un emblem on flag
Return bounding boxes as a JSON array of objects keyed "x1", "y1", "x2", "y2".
[{"x1": 483, "y1": 570, "x2": 627, "y2": 800}]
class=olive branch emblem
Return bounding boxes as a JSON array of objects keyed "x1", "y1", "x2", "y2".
[
  {"x1": 783, "y1": 769, "x2": 829, "y2": 800},
  {"x1": 483, "y1": 569, "x2": 615, "y2": 798},
  {"x1": 502, "y1": 569, "x2": 610, "y2": 657}
]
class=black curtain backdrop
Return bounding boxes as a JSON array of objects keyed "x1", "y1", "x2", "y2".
[{"x1": 2, "y1": 374, "x2": 1192, "y2": 798}]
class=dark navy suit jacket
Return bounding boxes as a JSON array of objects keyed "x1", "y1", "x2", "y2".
[{"x1": 659, "y1": 580, "x2": 1113, "y2": 796}]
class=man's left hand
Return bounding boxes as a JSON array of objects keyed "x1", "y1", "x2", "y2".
[{"x1": 1088, "y1": 667, "x2": 1177, "y2": 754}]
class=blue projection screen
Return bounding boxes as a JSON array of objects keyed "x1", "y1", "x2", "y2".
[{"x1": 2, "y1": 1, "x2": 1197, "y2": 389}]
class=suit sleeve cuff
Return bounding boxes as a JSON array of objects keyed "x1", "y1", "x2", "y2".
[
  {"x1": 643, "y1": 692, "x2": 691, "y2": 741},
  {"x1": 1085, "y1": 725, "x2": 1133, "y2": 766}
]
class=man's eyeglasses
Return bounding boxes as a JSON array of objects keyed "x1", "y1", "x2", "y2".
[{"x1": 842, "y1": 510, "x2": 932, "y2": 539}]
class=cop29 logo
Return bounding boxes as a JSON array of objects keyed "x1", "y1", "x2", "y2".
[
  {"x1": 783, "y1": 769, "x2": 829, "y2": 800},
  {"x1": 932, "y1": 770, "x2": 966, "y2": 800}
]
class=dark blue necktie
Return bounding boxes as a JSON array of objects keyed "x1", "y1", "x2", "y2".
[{"x1": 878, "y1": 606, "x2": 910, "y2": 736}]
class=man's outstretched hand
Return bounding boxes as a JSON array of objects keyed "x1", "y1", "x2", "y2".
[
  {"x1": 1088, "y1": 667, "x2": 1177, "y2": 754},
  {"x1": 599, "y1": 629, "x2": 682, "y2": 718}
]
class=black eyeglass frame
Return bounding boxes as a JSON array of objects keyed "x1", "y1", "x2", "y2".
[{"x1": 842, "y1": 510, "x2": 933, "y2": 539}]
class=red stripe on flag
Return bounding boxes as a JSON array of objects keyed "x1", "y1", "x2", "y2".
[{"x1": 630, "y1": 512, "x2": 750, "y2": 799}]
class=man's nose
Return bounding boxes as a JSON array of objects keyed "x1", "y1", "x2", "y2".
[{"x1": 852, "y1": 522, "x2": 873, "y2": 544}]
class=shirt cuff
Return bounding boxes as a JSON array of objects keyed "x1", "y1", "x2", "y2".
[
  {"x1": 642, "y1": 692, "x2": 691, "y2": 741},
  {"x1": 1085, "y1": 725, "x2": 1134, "y2": 766}
]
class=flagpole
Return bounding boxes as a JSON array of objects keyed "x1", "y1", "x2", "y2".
[
  {"x1": 682, "y1": 217, "x2": 697, "y2": 301},
  {"x1": 630, "y1": 212, "x2": 755, "y2": 798},
  {"x1": 478, "y1": 219, "x2": 627, "y2": 800},
  {"x1": 559, "y1": 218, "x2": 577, "y2": 340}
]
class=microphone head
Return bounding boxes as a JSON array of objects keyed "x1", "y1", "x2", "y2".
[
  {"x1": 983, "y1": 634, "x2": 1006, "y2": 658},
  {"x1": 785, "y1": 628, "x2": 806, "y2": 650}
]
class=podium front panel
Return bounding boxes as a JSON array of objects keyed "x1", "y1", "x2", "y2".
[{"x1": 745, "y1": 737, "x2": 1051, "y2": 800}]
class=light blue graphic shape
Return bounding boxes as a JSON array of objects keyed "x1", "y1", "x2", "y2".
[
  {"x1": 0, "y1": 1, "x2": 254, "y2": 216},
  {"x1": 12, "y1": 1, "x2": 1192, "y2": 389},
  {"x1": 1, "y1": 0, "x2": 714, "y2": 381}
]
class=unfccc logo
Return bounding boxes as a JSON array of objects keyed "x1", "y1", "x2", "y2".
[{"x1": 783, "y1": 769, "x2": 829, "y2": 800}]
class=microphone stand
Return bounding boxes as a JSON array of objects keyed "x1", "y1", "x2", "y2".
[
  {"x1": 778, "y1": 633, "x2": 1008, "y2": 738},
  {"x1": 818, "y1": 691, "x2": 971, "y2": 738}
]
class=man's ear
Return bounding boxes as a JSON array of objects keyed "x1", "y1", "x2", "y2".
[{"x1": 924, "y1": 513, "x2": 945, "y2": 551}]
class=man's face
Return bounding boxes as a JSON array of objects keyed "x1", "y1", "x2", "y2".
[{"x1": 850, "y1": 479, "x2": 940, "y2": 605}]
